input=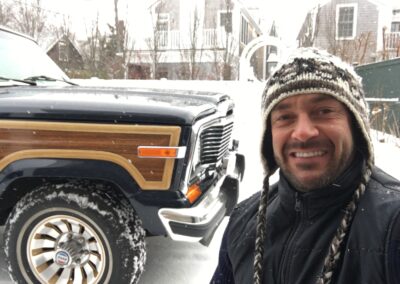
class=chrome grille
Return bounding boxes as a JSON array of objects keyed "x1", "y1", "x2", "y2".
[{"x1": 200, "y1": 122, "x2": 234, "y2": 164}]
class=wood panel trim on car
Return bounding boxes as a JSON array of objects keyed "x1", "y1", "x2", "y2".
[{"x1": 0, "y1": 120, "x2": 182, "y2": 190}]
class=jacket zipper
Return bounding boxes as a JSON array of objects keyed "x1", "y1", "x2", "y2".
[{"x1": 278, "y1": 192, "x2": 303, "y2": 284}]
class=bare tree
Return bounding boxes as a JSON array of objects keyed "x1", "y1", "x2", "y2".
[
  {"x1": 113, "y1": 0, "x2": 122, "y2": 53},
  {"x1": 178, "y1": 6, "x2": 204, "y2": 80},
  {"x1": 0, "y1": 0, "x2": 12, "y2": 26},
  {"x1": 146, "y1": 1, "x2": 166, "y2": 79},
  {"x1": 11, "y1": 0, "x2": 47, "y2": 42},
  {"x1": 115, "y1": 1, "x2": 135, "y2": 79},
  {"x1": 81, "y1": 15, "x2": 102, "y2": 78},
  {"x1": 80, "y1": 1, "x2": 135, "y2": 79},
  {"x1": 211, "y1": 0, "x2": 237, "y2": 80},
  {"x1": 113, "y1": 19, "x2": 135, "y2": 79},
  {"x1": 52, "y1": 15, "x2": 72, "y2": 39}
]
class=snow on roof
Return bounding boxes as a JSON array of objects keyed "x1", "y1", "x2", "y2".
[
  {"x1": 42, "y1": 34, "x2": 84, "y2": 56},
  {"x1": 366, "y1": 98, "x2": 399, "y2": 102}
]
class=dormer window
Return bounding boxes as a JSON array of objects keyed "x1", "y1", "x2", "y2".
[
  {"x1": 336, "y1": 3, "x2": 358, "y2": 39},
  {"x1": 156, "y1": 13, "x2": 169, "y2": 48},
  {"x1": 219, "y1": 11, "x2": 232, "y2": 33},
  {"x1": 58, "y1": 40, "x2": 68, "y2": 62},
  {"x1": 392, "y1": 22, "x2": 400, "y2": 32}
]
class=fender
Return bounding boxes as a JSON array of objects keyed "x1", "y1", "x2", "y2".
[{"x1": 0, "y1": 158, "x2": 188, "y2": 235}]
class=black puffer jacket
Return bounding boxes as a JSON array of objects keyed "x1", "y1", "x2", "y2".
[{"x1": 211, "y1": 164, "x2": 400, "y2": 284}]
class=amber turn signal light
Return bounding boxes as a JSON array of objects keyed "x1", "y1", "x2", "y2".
[
  {"x1": 186, "y1": 184, "x2": 202, "y2": 204},
  {"x1": 137, "y1": 146, "x2": 186, "y2": 158}
]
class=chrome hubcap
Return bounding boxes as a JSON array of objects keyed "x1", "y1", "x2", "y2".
[
  {"x1": 56, "y1": 232, "x2": 90, "y2": 267},
  {"x1": 27, "y1": 215, "x2": 106, "y2": 284}
]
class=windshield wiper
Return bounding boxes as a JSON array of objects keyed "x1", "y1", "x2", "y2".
[
  {"x1": 0, "y1": 76, "x2": 37, "y2": 86},
  {"x1": 24, "y1": 75, "x2": 78, "y2": 86}
]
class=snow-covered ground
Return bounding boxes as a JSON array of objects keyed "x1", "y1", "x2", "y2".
[{"x1": 0, "y1": 80, "x2": 399, "y2": 283}]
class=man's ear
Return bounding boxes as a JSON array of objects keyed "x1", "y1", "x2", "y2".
[
  {"x1": 262, "y1": 117, "x2": 277, "y2": 172},
  {"x1": 349, "y1": 111, "x2": 368, "y2": 159}
]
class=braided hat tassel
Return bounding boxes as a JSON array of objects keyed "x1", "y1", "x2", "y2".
[
  {"x1": 253, "y1": 175, "x2": 271, "y2": 284},
  {"x1": 316, "y1": 166, "x2": 372, "y2": 284}
]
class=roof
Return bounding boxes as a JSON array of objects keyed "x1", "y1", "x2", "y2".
[
  {"x1": 44, "y1": 34, "x2": 83, "y2": 56},
  {"x1": 236, "y1": 0, "x2": 263, "y2": 34}
]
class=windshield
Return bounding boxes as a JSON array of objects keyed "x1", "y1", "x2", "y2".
[{"x1": 0, "y1": 29, "x2": 69, "y2": 82}]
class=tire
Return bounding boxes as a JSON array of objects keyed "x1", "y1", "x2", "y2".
[{"x1": 4, "y1": 182, "x2": 146, "y2": 284}]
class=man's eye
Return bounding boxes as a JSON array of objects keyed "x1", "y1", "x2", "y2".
[
  {"x1": 273, "y1": 114, "x2": 295, "y2": 125},
  {"x1": 318, "y1": 108, "x2": 333, "y2": 115},
  {"x1": 277, "y1": 114, "x2": 292, "y2": 121}
]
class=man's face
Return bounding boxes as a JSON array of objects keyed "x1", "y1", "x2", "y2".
[{"x1": 270, "y1": 93, "x2": 355, "y2": 192}]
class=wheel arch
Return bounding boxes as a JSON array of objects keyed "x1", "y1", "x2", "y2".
[{"x1": 0, "y1": 158, "x2": 144, "y2": 225}]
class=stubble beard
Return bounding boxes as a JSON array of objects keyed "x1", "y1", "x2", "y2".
[
  {"x1": 275, "y1": 140, "x2": 353, "y2": 192},
  {"x1": 279, "y1": 161, "x2": 342, "y2": 192}
]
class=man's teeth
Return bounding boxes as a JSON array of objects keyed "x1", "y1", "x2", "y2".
[{"x1": 294, "y1": 151, "x2": 325, "y2": 158}]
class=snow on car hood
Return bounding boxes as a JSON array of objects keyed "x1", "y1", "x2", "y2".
[{"x1": 0, "y1": 86, "x2": 232, "y2": 125}]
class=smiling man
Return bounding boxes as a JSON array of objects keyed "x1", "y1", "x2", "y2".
[
  {"x1": 211, "y1": 48, "x2": 400, "y2": 284},
  {"x1": 270, "y1": 93, "x2": 355, "y2": 192}
]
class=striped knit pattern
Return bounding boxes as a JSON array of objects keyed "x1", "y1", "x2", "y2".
[
  {"x1": 253, "y1": 175, "x2": 271, "y2": 284},
  {"x1": 253, "y1": 48, "x2": 375, "y2": 283}
]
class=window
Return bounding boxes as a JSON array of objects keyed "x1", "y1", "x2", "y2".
[
  {"x1": 240, "y1": 16, "x2": 249, "y2": 44},
  {"x1": 392, "y1": 22, "x2": 400, "y2": 32},
  {"x1": 156, "y1": 13, "x2": 169, "y2": 48},
  {"x1": 393, "y1": 9, "x2": 400, "y2": 16},
  {"x1": 219, "y1": 11, "x2": 232, "y2": 33},
  {"x1": 336, "y1": 4, "x2": 358, "y2": 39},
  {"x1": 58, "y1": 40, "x2": 68, "y2": 62},
  {"x1": 157, "y1": 14, "x2": 169, "y2": 31}
]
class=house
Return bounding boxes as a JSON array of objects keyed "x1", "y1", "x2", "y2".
[
  {"x1": 129, "y1": 0, "x2": 266, "y2": 80},
  {"x1": 386, "y1": 4, "x2": 400, "y2": 58},
  {"x1": 45, "y1": 34, "x2": 85, "y2": 78},
  {"x1": 297, "y1": 0, "x2": 400, "y2": 64}
]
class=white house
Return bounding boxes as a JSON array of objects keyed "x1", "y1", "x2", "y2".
[
  {"x1": 128, "y1": 0, "x2": 267, "y2": 80},
  {"x1": 297, "y1": 0, "x2": 400, "y2": 64}
]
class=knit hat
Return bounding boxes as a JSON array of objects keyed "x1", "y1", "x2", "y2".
[{"x1": 253, "y1": 48, "x2": 374, "y2": 284}]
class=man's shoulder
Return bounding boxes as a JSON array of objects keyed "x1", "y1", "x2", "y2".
[
  {"x1": 369, "y1": 166, "x2": 400, "y2": 193},
  {"x1": 231, "y1": 192, "x2": 260, "y2": 219},
  {"x1": 228, "y1": 183, "x2": 279, "y2": 230},
  {"x1": 360, "y1": 166, "x2": 400, "y2": 219},
  {"x1": 225, "y1": 191, "x2": 262, "y2": 247}
]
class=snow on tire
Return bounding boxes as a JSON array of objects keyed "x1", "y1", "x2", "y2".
[{"x1": 4, "y1": 182, "x2": 146, "y2": 284}]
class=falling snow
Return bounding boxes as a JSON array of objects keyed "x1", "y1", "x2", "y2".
[{"x1": 0, "y1": 80, "x2": 399, "y2": 284}]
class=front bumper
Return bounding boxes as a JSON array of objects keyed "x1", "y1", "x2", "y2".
[{"x1": 158, "y1": 153, "x2": 244, "y2": 243}]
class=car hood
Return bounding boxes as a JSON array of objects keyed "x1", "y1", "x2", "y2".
[{"x1": 0, "y1": 86, "x2": 232, "y2": 125}]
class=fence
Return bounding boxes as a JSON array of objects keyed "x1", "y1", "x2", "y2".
[{"x1": 356, "y1": 58, "x2": 400, "y2": 136}]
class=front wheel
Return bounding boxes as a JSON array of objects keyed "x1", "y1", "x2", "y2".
[{"x1": 4, "y1": 183, "x2": 146, "y2": 284}]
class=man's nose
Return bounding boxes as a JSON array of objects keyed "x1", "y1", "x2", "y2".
[{"x1": 291, "y1": 114, "x2": 319, "y2": 142}]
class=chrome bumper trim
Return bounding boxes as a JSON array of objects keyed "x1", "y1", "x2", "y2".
[{"x1": 158, "y1": 152, "x2": 243, "y2": 242}]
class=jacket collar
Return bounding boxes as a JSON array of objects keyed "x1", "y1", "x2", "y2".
[{"x1": 277, "y1": 153, "x2": 365, "y2": 219}]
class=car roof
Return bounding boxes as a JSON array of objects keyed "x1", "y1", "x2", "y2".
[{"x1": 0, "y1": 26, "x2": 37, "y2": 43}]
